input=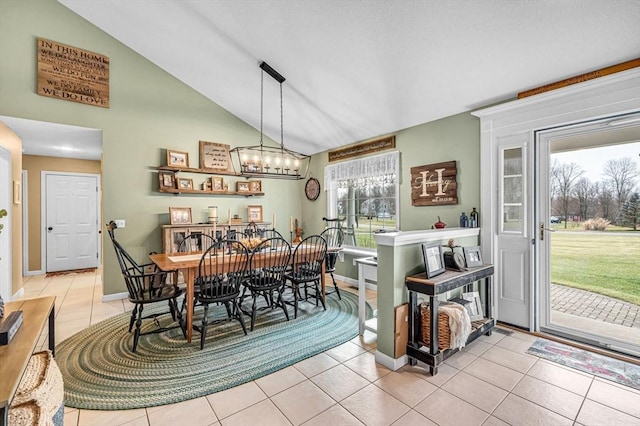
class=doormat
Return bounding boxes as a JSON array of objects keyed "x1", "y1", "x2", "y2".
[
  {"x1": 46, "y1": 268, "x2": 96, "y2": 278},
  {"x1": 527, "y1": 338, "x2": 640, "y2": 391}
]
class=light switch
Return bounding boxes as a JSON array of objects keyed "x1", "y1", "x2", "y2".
[{"x1": 115, "y1": 219, "x2": 125, "y2": 228}]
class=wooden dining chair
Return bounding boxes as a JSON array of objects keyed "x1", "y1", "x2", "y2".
[
  {"x1": 239, "y1": 237, "x2": 292, "y2": 331},
  {"x1": 177, "y1": 232, "x2": 216, "y2": 313},
  {"x1": 285, "y1": 235, "x2": 328, "y2": 318},
  {"x1": 259, "y1": 228, "x2": 284, "y2": 240},
  {"x1": 320, "y1": 226, "x2": 344, "y2": 300},
  {"x1": 106, "y1": 221, "x2": 185, "y2": 352},
  {"x1": 194, "y1": 239, "x2": 249, "y2": 349}
]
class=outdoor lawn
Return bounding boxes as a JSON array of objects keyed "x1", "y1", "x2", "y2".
[{"x1": 551, "y1": 230, "x2": 640, "y2": 305}]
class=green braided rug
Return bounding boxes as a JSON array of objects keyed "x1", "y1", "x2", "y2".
[{"x1": 56, "y1": 291, "x2": 367, "y2": 410}]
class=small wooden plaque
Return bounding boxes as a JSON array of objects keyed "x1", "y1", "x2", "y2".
[
  {"x1": 411, "y1": 161, "x2": 458, "y2": 206},
  {"x1": 328, "y1": 136, "x2": 395, "y2": 162}
]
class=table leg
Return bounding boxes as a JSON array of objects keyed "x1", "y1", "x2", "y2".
[
  {"x1": 48, "y1": 302, "x2": 55, "y2": 355},
  {"x1": 429, "y1": 295, "x2": 439, "y2": 356},
  {"x1": 183, "y1": 267, "x2": 195, "y2": 343},
  {"x1": 357, "y1": 263, "x2": 365, "y2": 335}
]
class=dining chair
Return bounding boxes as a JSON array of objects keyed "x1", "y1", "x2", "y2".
[
  {"x1": 259, "y1": 228, "x2": 283, "y2": 239},
  {"x1": 239, "y1": 237, "x2": 292, "y2": 331},
  {"x1": 106, "y1": 221, "x2": 186, "y2": 352},
  {"x1": 320, "y1": 226, "x2": 344, "y2": 300},
  {"x1": 177, "y1": 232, "x2": 216, "y2": 313},
  {"x1": 285, "y1": 235, "x2": 328, "y2": 318},
  {"x1": 194, "y1": 239, "x2": 249, "y2": 349},
  {"x1": 244, "y1": 222, "x2": 260, "y2": 238}
]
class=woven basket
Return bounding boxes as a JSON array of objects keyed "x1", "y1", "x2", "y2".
[{"x1": 419, "y1": 302, "x2": 451, "y2": 350}]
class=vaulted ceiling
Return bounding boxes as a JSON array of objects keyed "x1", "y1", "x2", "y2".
[{"x1": 13, "y1": 1, "x2": 640, "y2": 159}]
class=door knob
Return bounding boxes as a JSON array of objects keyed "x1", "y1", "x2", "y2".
[{"x1": 47, "y1": 226, "x2": 53, "y2": 231}]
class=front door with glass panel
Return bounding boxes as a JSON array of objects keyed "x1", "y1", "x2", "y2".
[{"x1": 536, "y1": 114, "x2": 640, "y2": 356}]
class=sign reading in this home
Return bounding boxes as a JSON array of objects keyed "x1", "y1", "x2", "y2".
[
  {"x1": 37, "y1": 38, "x2": 110, "y2": 108},
  {"x1": 410, "y1": 161, "x2": 458, "y2": 206},
  {"x1": 328, "y1": 136, "x2": 395, "y2": 162}
]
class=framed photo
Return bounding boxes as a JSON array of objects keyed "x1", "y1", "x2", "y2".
[
  {"x1": 212, "y1": 176, "x2": 224, "y2": 191},
  {"x1": 199, "y1": 141, "x2": 234, "y2": 173},
  {"x1": 421, "y1": 242, "x2": 445, "y2": 278},
  {"x1": 236, "y1": 181, "x2": 250, "y2": 192},
  {"x1": 177, "y1": 177, "x2": 194, "y2": 190},
  {"x1": 247, "y1": 205, "x2": 263, "y2": 222},
  {"x1": 249, "y1": 180, "x2": 262, "y2": 193},
  {"x1": 158, "y1": 171, "x2": 176, "y2": 189},
  {"x1": 169, "y1": 207, "x2": 192, "y2": 225},
  {"x1": 462, "y1": 291, "x2": 484, "y2": 321},
  {"x1": 166, "y1": 149, "x2": 189, "y2": 168},
  {"x1": 463, "y1": 245, "x2": 483, "y2": 267}
]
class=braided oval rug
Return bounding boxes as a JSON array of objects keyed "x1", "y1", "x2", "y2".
[{"x1": 56, "y1": 291, "x2": 366, "y2": 410}]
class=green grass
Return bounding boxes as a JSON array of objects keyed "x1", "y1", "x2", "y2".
[{"x1": 551, "y1": 232, "x2": 640, "y2": 305}]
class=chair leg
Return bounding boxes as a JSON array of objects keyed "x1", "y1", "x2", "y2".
[
  {"x1": 250, "y1": 294, "x2": 258, "y2": 331},
  {"x1": 200, "y1": 304, "x2": 209, "y2": 350},
  {"x1": 168, "y1": 298, "x2": 177, "y2": 321},
  {"x1": 173, "y1": 298, "x2": 187, "y2": 338},
  {"x1": 315, "y1": 280, "x2": 326, "y2": 310},
  {"x1": 293, "y1": 282, "x2": 299, "y2": 319},
  {"x1": 128, "y1": 305, "x2": 139, "y2": 333},
  {"x1": 278, "y1": 288, "x2": 290, "y2": 321},
  {"x1": 132, "y1": 304, "x2": 144, "y2": 352},
  {"x1": 330, "y1": 272, "x2": 342, "y2": 300},
  {"x1": 235, "y1": 300, "x2": 248, "y2": 335}
]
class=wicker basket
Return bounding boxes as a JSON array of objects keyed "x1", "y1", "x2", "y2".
[{"x1": 419, "y1": 302, "x2": 451, "y2": 350}]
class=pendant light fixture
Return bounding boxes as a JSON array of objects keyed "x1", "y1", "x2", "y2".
[{"x1": 230, "y1": 61, "x2": 310, "y2": 180}]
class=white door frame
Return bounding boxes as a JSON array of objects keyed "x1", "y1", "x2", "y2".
[
  {"x1": 41, "y1": 171, "x2": 102, "y2": 272},
  {"x1": 0, "y1": 145, "x2": 11, "y2": 301},
  {"x1": 473, "y1": 68, "x2": 640, "y2": 330}
]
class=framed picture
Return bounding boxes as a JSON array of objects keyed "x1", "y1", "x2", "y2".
[
  {"x1": 236, "y1": 181, "x2": 250, "y2": 192},
  {"x1": 169, "y1": 207, "x2": 192, "y2": 225},
  {"x1": 249, "y1": 180, "x2": 262, "y2": 193},
  {"x1": 462, "y1": 291, "x2": 484, "y2": 321},
  {"x1": 463, "y1": 245, "x2": 483, "y2": 267},
  {"x1": 247, "y1": 205, "x2": 263, "y2": 222},
  {"x1": 166, "y1": 149, "x2": 189, "y2": 168},
  {"x1": 158, "y1": 171, "x2": 176, "y2": 189},
  {"x1": 421, "y1": 242, "x2": 445, "y2": 278},
  {"x1": 212, "y1": 176, "x2": 224, "y2": 191},
  {"x1": 199, "y1": 141, "x2": 234, "y2": 173},
  {"x1": 177, "y1": 177, "x2": 194, "y2": 190}
]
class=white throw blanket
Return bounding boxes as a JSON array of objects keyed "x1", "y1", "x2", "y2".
[{"x1": 439, "y1": 302, "x2": 471, "y2": 350}]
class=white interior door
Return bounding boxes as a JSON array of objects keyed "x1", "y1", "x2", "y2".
[
  {"x1": 0, "y1": 146, "x2": 11, "y2": 300},
  {"x1": 45, "y1": 173, "x2": 99, "y2": 272}
]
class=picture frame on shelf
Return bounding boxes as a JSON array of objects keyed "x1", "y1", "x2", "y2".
[
  {"x1": 421, "y1": 242, "x2": 445, "y2": 278},
  {"x1": 463, "y1": 245, "x2": 483, "y2": 267},
  {"x1": 249, "y1": 180, "x2": 262, "y2": 193},
  {"x1": 212, "y1": 176, "x2": 224, "y2": 191},
  {"x1": 199, "y1": 141, "x2": 234, "y2": 174},
  {"x1": 236, "y1": 181, "x2": 250, "y2": 192},
  {"x1": 247, "y1": 205, "x2": 263, "y2": 222},
  {"x1": 462, "y1": 291, "x2": 484, "y2": 321},
  {"x1": 166, "y1": 149, "x2": 189, "y2": 168},
  {"x1": 169, "y1": 207, "x2": 192, "y2": 225},
  {"x1": 177, "y1": 177, "x2": 194, "y2": 190},
  {"x1": 159, "y1": 171, "x2": 176, "y2": 190}
]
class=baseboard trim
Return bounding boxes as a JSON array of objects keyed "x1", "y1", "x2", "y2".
[
  {"x1": 102, "y1": 292, "x2": 128, "y2": 303},
  {"x1": 374, "y1": 350, "x2": 407, "y2": 371},
  {"x1": 334, "y1": 274, "x2": 377, "y2": 291},
  {"x1": 25, "y1": 270, "x2": 43, "y2": 276}
]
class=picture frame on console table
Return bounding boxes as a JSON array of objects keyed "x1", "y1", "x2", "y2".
[
  {"x1": 247, "y1": 205, "x2": 263, "y2": 223},
  {"x1": 463, "y1": 245, "x2": 483, "y2": 267},
  {"x1": 169, "y1": 207, "x2": 192, "y2": 225},
  {"x1": 421, "y1": 242, "x2": 445, "y2": 278}
]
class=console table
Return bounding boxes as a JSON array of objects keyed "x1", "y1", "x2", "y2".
[
  {"x1": 405, "y1": 265, "x2": 494, "y2": 375},
  {"x1": 0, "y1": 296, "x2": 55, "y2": 426}
]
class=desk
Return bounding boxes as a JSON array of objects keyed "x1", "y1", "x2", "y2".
[
  {"x1": 405, "y1": 265, "x2": 494, "y2": 375},
  {"x1": 150, "y1": 249, "x2": 327, "y2": 343},
  {"x1": 355, "y1": 257, "x2": 377, "y2": 336},
  {"x1": 0, "y1": 296, "x2": 55, "y2": 426}
]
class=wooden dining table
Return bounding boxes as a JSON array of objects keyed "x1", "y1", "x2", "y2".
[{"x1": 149, "y1": 246, "x2": 332, "y2": 343}]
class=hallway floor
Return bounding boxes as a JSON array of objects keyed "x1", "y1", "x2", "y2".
[{"x1": 19, "y1": 270, "x2": 640, "y2": 426}]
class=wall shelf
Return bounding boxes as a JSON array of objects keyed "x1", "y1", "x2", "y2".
[
  {"x1": 158, "y1": 165, "x2": 239, "y2": 176},
  {"x1": 158, "y1": 187, "x2": 263, "y2": 197}
]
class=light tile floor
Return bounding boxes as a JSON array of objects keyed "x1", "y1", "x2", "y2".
[{"x1": 19, "y1": 270, "x2": 640, "y2": 426}]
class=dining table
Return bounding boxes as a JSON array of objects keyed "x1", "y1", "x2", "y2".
[{"x1": 149, "y1": 245, "x2": 335, "y2": 343}]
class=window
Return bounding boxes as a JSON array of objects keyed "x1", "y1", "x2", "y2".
[{"x1": 325, "y1": 151, "x2": 400, "y2": 248}]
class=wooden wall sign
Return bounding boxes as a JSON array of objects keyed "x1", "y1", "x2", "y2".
[
  {"x1": 411, "y1": 161, "x2": 458, "y2": 206},
  {"x1": 199, "y1": 141, "x2": 234, "y2": 174},
  {"x1": 328, "y1": 136, "x2": 395, "y2": 162},
  {"x1": 37, "y1": 38, "x2": 109, "y2": 108},
  {"x1": 518, "y1": 58, "x2": 640, "y2": 99}
]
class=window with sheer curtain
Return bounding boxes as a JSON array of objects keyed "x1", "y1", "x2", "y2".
[{"x1": 324, "y1": 151, "x2": 400, "y2": 248}]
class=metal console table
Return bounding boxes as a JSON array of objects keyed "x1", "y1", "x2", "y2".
[{"x1": 405, "y1": 264, "x2": 495, "y2": 375}]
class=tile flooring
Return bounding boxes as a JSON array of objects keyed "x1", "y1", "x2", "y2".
[{"x1": 19, "y1": 270, "x2": 640, "y2": 426}]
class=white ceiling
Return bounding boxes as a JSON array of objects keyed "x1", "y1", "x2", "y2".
[{"x1": 7, "y1": 1, "x2": 640, "y2": 159}]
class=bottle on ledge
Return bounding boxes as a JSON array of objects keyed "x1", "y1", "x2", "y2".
[
  {"x1": 459, "y1": 212, "x2": 468, "y2": 228},
  {"x1": 469, "y1": 207, "x2": 479, "y2": 228}
]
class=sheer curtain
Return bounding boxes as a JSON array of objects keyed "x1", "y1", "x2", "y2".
[{"x1": 323, "y1": 151, "x2": 400, "y2": 190}]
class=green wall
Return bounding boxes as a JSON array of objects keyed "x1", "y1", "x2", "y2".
[
  {"x1": 302, "y1": 112, "x2": 481, "y2": 280},
  {"x1": 0, "y1": 0, "x2": 303, "y2": 295}
]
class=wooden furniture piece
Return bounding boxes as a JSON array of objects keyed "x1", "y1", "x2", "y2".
[
  {"x1": 355, "y1": 256, "x2": 378, "y2": 336},
  {"x1": 161, "y1": 222, "x2": 270, "y2": 254},
  {"x1": 285, "y1": 235, "x2": 328, "y2": 318},
  {"x1": 107, "y1": 222, "x2": 186, "y2": 352},
  {"x1": 320, "y1": 227, "x2": 343, "y2": 299},
  {"x1": 0, "y1": 296, "x2": 55, "y2": 426},
  {"x1": 405, "y1": 264, "x2": 495, "y2": 375},
  {"x1": 150, "y1": 247, "x2": 327, "y2": 343},
  {"x1": 157, "y1": 166, "x2": 264, "y2": 196},
  {"x1": 195, "y1": 240, "x2": 249, "y2": 349}
]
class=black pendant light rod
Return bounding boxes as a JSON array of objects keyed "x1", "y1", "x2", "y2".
[{"x1": 259, "y1": 61, "x2": 286, "y2": 83}]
